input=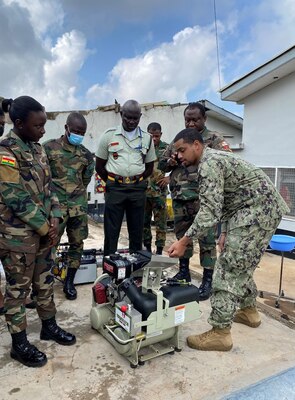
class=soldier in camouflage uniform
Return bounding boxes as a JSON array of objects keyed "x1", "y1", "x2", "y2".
[
  {"x1": 0, "y1": 96, "x2": 76, "y2": 368},
  {"x1": 168, "y1": 128, "x2": 289, "y2": 351},
  {"x1": 44, "y1": 112, "x2": 95, "y2": 300},
  {"x1": 159, "y1": 102, "x2": 230, "y2": 300},
  {"x1": 143, "y1": 123, "x2": 169, "y2": 255}
]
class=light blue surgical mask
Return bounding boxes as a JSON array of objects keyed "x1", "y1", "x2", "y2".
[{"x1": 68, "y1": 132, "x2": 84, "y2": 146}]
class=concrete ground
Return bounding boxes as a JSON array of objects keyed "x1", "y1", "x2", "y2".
[{"x1": 0, "y1": 221, "x2": 295, "y2": 400}]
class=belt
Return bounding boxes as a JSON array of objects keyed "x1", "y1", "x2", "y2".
[{"x1": 107, "y1": 173, "x2": 144, "y2": 184}]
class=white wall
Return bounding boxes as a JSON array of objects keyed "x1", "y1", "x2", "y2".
[
  {"x1": 241, "y1": 72, "x2": 295, "y2": 166},
  {"x1": 205, "y1": 118, "x2": 243, "y2": 148},
  {"x1": 240, "y1": 72, "x2": 295, "y2": 232}
]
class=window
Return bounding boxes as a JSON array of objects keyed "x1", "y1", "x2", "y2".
[{"x1": 261, "y1": 167, "x2": 295, "y2": 218}]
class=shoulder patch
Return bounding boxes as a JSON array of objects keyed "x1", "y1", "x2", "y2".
[{"x1": 0, "y1": 155, "x2": 16, "y2": 167}]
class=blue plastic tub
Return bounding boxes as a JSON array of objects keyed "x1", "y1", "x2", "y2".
[{"x1": 269, "y1": 234, "x2": 295, "y2": 251}]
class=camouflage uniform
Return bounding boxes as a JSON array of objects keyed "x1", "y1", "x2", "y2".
[
  {"x1": 143, "y1": 140, "x2": 169, "y2": 248},
  {"x1": 0, "y1": 131, "x2": 62, "y2": 333},
  {"x1": 158, "y1": 127, "x2": 228, "y2": 268},
  {"x1": 44, "y1": 136, "x2": 94, "y2": 269},
  {"x1": 185, "y1": 147, "x2": 289, "y2": 328}
]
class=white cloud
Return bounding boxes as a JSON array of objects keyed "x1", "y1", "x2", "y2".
[
  {"x1": 3, "y1": 0, "x2": 64, "y2": 37},
  {"x1": 86, "y1": 24, "x2": 220, "y2": 107},
  {"x1": 1, "y1": 0, "x2": 295, "y2": 113},
  {"x1": 42, "y1": 30, "x2": 90, "y2": 110},
  {"x1": 0, "y1": 1, "x2": 89, "y2": 111}
]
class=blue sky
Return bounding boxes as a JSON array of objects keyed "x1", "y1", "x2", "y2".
[{"x1": 0, "y1": 0, "x2": 295, "y2": 116}]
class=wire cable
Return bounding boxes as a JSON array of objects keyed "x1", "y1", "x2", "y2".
[{"x1": 213, "y1": 0, "x2": 222, "y2": 90}]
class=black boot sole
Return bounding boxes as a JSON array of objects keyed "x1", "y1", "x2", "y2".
[
  {"x1": 40, "y1": 331, "x2": 77, "y2": 346},
  {"x1": 63, "y1": 290, "x2": 77, "y2": 300},
  {"x1": 10, "y1": 349, "x2": 47, "y2": 368}
]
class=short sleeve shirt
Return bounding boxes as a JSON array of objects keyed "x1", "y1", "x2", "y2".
[{"x1": 96, "y1": 125, "x2": 156, "y2": 177}]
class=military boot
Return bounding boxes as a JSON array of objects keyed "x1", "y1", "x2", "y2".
[
  {"x1": 172, "y1": 258, "x2": 191, "y2": 282},
  {"x1": 144, "y1": 243, "x2": 152, "y2": 253},
  {"x1": 199, "y1": 268, "x2": 213, "y2": 301},
  {"x1": 234, "y1": 307, "x2": 261, "y2": 328},
  {"x1": 63, "y1": 268, "x2": 77, "y2": 300},
  {"x1": 187, "y1": 327, "x2": 233, "y2": 351},
  {"x1": 11, "y1": 330, "x2": 47, "y2": 367},
  {"x1": 156, "y1": 246, "x2": 163, "y2": 255},
  {"x1": 40, "y1": 317, "x2": 76, "y2": 345}
]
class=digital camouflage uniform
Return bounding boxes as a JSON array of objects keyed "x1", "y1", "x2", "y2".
[
  {"x1": 143, "y1": 140, "x2": 169, "y2": 248},
  {"x1": 159, "y1": 127, "x2": 229, "y2": 268},
  {"x1": 0, "y1": 131, "x2": 62, "y2": 333},
  {"x1": 185, "y1": 147, "x2": 289, "y2": 328},
  {"x1": 44, "y1": 137, "x2": 95, "y2": 269}
]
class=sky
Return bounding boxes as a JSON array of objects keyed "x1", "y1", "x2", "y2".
[{"x1": 0, "y1": 0, "x2": 295, "y2": 116}]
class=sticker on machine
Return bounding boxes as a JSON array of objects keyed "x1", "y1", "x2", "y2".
[
  {"x1": 117, "y1": 268, "x2": 126, "y2": 280},
  {"x1": 175, "y1": 305, "x2": 185, "y2": 325}
]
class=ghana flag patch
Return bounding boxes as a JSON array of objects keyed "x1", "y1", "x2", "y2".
[{"x1": 1, "y1": 156, "x2": 16, "y2": 167}]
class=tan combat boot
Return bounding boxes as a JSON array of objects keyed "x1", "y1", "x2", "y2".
[
  {"x1": 233, "y1": 307, "x2": 261, "y2": 328},
  {"x1": 186, "y1": 327, "x2": 233, "y2": 351}
]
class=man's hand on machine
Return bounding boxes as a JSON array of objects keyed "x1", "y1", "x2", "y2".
[{"x1": 168, "y1": 236, "x2": 191, "y2": 258}]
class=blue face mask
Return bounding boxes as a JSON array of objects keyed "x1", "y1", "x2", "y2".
[{"x1": 68, "y1": 132, "x2": 84, "y2": 146}]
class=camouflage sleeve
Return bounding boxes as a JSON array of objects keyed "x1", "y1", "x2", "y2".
[
  {"x1": 158, "y1": 141, "x2": 174, "y2": 172},
  {"x1": 185, "y1": 157, "x2": 224, "y2": 239},
  {"x1": 210, "y1": 134, "x2": 231, "y2": 152},
  {"x1": 82, "y1": 153, "x2": 95, "y2": 187},
  {"x1": 42, "y1": 145, "x2": 62, "y2": 220},
  {"x1": 0, "y1": 150, "x2": 49, "y2": 236},
  {"x1": 49, "y1": 191, "x2": 62, "y2": 220}
]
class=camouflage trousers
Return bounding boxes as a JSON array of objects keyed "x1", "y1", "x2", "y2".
[
  {"x1": 208, "y1": 218, "x2": 281, "y2": 329},
  {"x1": 57, "y1": 213, "x2": 88, "y2": 270},
  {"x1": 0, "y1": 239, "x2": 56, "y2": 334},
  {"x1": 173, "y1": 199, "x2": 217, "y2": 269},
  {"x1": 143, "y1": 195, "x2": 167, "y2": 248}
]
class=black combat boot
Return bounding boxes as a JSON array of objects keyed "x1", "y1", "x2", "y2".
[
  {"x1": 40, "y1": 317, "x2": 76, "y2": 345},
  {"x1": 199, "y1": 268, "x2": 213, "y2": 301},
  {"x1": 11, "y1": 330, "x2": 47, "y2": 368},
  {"x1": 63, "y1": 268, "x2": 77, "y2": 300},
  {"x1": 156, "y1": 246, "x2": 163, "y2": 255},
  {"x1": 172, "y1": 258, "x2": 191, "y2": 282}
]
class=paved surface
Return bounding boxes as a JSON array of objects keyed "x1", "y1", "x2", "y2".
[
  {"x1": 0, "y1": 222, "x2": 295, "y2": 400},
  {"x1": 222, "y1": 366, "x2": 295, "y2": 399}
]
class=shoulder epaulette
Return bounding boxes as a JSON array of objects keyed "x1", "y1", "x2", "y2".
[
  {"x1": 0, "y1": 137, "x2": 17, "y2": 147},
  {"x1": 105, "y1": 127, "x2": 117, "y2": 134}
]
